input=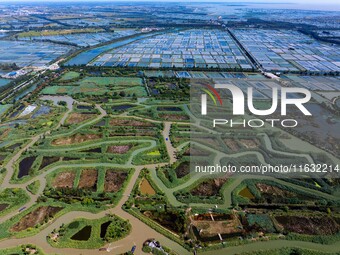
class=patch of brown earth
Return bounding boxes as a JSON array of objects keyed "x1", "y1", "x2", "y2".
[
  {"x1": 158, "y1": 114, "x2": 189, "y2": 121},
  {"x1": 0, "y1": 128, "x2": 10, "y2": 140},
  {"x1": 52, "y1": 171, "x2": 75, "y2": 188},
  {"x1": 66, "y1": 113, "x2": 95, "y2": 125},
  {"x1": 11, "y1": 206, "x2": 63, "y2": 232},
  {"x1": 78, "y1": 169, "x2": 97, "y2": 191},
  {"x1": 191, "y1": 214, "x2": 241, "y2": 237},
  {"x1": 139, "y1": 178, "x2": 156, "y2": 195},
  {"x1": 175, "y1": 161, "x2": 190, "y2": 178},
  {"x1": 107, "y1": 145, "x2": 132, "y2": 154},
  {"x1": 104, "y1": 170, "x2": 128, "y2": 192},
  {"x1": 223, "y1": 139, "x2": 240, "y2": 152},
  {"x1": 191, "y1": 177, "x2": 228, "y2": 197},
  {"x1": 110, "y1": 119, "x2": 154, "y2": 127},
  {"x1": 109, "y1": 130, "x2": 157, "y2": 137},
  {"x1": 275, "y1": 215, "x2": 340, "y2": 235},
  {"x1": 256, "y1": 183, "x2": 294, "y2": 198},
  {"x1": 52, "y1": 133, "x2": 102, "y2": 146},
  {"x1": 239, "y1": 139, "x2": 260, "y2": 149}
]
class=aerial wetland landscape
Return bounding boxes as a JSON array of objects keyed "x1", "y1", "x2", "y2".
[{"x1": 0, "y1": 1, "x2": 339, "y2": 255}]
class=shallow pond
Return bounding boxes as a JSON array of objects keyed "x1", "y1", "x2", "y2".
[
  {"x1": 157, "y1": 106, "x2": 182, "y2": 112},
  {"x1": 18, "y1": 156, "x2": 36, "y2": 178},
  {"x1": 0, "y1": 203, "x2": 9, "y2": 212},
  {"x1": 71, "y1": 225, "x2": 92, "y2": 241},
  {"x1": 140, "y1": 178, "x2": 156, "y2": 195},
  {"x1": 32, "y1": 105, "x2": 50, "y2": 118},
  {"x1": 112, "y1": 104, "x2": 135, "y2": 111},
  {"x1": 0, "y1": 78, "x2": 10, "y2": 87},
  {"x1": 100, "y1": 221, "x2": 112, "y2": 238}
]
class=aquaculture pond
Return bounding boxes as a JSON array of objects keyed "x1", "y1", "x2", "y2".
[
  {"x1": 18, "y1": 156, "x2": 36, "y2": 178},
  {"x1": 0, "y1": 104, "x2": 12, "y2": 117},
  {"x1": 65, "y1": 31, "x2": 166, "y2": 66},
  {"x1": 336, "y1": 98, "x2": 340, "y2": 109},
  {"x1": 94, "y1": 119, "x2": 106, "y2": 127},
  {"x1": 39, "y1": 156, "x2": 60, "y2": 170},
  {"x1": 32, "y1": 105, "x2": 50, "y2": 118},
  {"x1": 14, "y1": 83, "x2": 38, "y2": 101},
  {"x1": 111, "y1": 104, "x2": 135, "y2": 111},
  {"x1": 0, "y1": 78, "x2": 10, "y2": 87},
  {"x1": 0, "y1": 203, "x2": 9, "y2": 212},
  {"x1": 157, "y1": 106, "x2": 182, "y2": 112},
  {"x1": 140, "y1": 178, "x2": 156, "y2": 195},
  {"x1": 6, "y1": 143, "x2": 22, "y2": 150},
  {"x1": 100, "y1": 221, "x2": 112, "y2": 238},
  {"x1": 239, "y1": 187, "x2": 255, "y2": 199},
  {"x1": 7, "y1": 120, "x2": 27, "y2": 127},
  {"x1": 9, "y1": 105, "x2": 24, "y2": 118},
  {"x1": 81, "y1": 147, "x2": 101, "y2": 153},
  {"x1": 71, "y1": 226, "x2": 92, "y2": 241},
  {"x1": 76, "y1": 105, "x2": 93, "y2": 110}
]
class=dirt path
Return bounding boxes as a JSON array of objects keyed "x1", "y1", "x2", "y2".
[
  {"x1": 0, "y1": 164, "x2": 190, "y2": 255},
  {"x1": 0, "y1": 107, "x2": 191, "y2": 255},
  {"x1": 162, "y1": 122, "x2": 176, "y2": 164},
  {"x1": 1, "y1": 101, "x2": 340, "y2": 255}
]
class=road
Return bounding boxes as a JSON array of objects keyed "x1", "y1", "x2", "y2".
[
  {"x1": 0, "y1": 100, "x2": 190, "y2": 255},
  {"x1": 0, "y1": 97, "x2": 339, "y2": 255}
]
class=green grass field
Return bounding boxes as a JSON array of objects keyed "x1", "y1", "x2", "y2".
[
  {"x1": 59, "y1": 71, "x2": 80, "y2": 81},
  {"x1": 41, "y1": 76, "x2": 146, "y2": 96},
  {"x1": 41, "y1": 85, "x2": 108, "y2": 95},
  {"x1": 76, "y1": 77, "x2": 142, "y2": 86},
  {"x1": 0, "y1": 104, "x2": 12, "y2": 117},
  {"x1": 48, "y1": 216, "x2": 131, "y2": 249}
]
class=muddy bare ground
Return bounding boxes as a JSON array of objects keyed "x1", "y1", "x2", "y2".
[
  {"x1": 275, "y1": 215, "x2": 340, "y2": 235},
  {"x1": 109, "y1": 130, "x2": 157, "y2": 137},
  {"x1": 78, "y1": 169, "x2": 97, "y2": 191},
  {"x1": 191, "y1": 177, "x2": 228, "y2": 197},
  {"x1": 107, "y1": 145, "x2": 132, "y2": 154},
  {"x1": 223, "y1": 139, "x2": 240, "y2": 152},
  {"x1": 191, "y1": 214, "x2": 241, "y2": 238},
  {"x1": 158, "y1": 114, "x2": 189, "y2": 121},
  {"x1": 52, "y1": 171, "x2": 76, "y2": 188},
  {"x1": 175, "y1": 161, "x2": 190, "y2": 178},
  {"x1": 104, "y1": 170, "x2": 128, "y2": 192},
  {"x1": 139, "y1": 178, "x2": 156, "y2": 195},
  {"x1": 110, "y1": 119, "x2": 154, "y2": 127},
  {"x1": 239, "y1": 139, "x2": 260, "y2": 149},
  {"x1": 11, "y1": 206, "x2": 63, "y2": 232},
  {"x1": 66, "y1": 113, "x2": 95, "y2": 125},
  {"x1": 52, "y1": 134, "x2": 102, "y2": 146},
  {"x1": 256, "y1": 183, "x2": 294, "y2": 198},
  {"x1": 0, "y1": 203, "x2": 9, "y2": 212}
]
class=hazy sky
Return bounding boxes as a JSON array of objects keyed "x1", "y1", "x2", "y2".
[
  {"x1": 1, "y1": 0, "x2": 339, "y2": 3},
  {"x1": 2, "y1": 0, "x2": 340, "y2": 7}
]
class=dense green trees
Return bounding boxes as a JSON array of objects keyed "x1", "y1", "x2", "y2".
[{"x1": 104, "y1": 217, "x2": 131, "y2": 241}]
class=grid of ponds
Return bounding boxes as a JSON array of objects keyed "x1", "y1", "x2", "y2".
[
  {"x1": 212, "y1": 77, "x2": 283, "y2": 99},
  {"x1": 91, "y1": 29, "x2": 253, "y2": 69},
  {"x1": 19, "y1": 30, "x2": 137, "y2": 47},
  {"x1": 232, "y1": 29, "x2": 340, "y2": 72},
  {"x1": 282, "y1": 75, "x2": 340, "y2": 91},
  {"x1": 0, "y1": 40, "x2": 72, "y2": 67}
]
